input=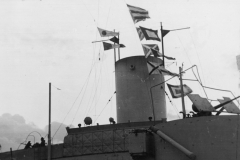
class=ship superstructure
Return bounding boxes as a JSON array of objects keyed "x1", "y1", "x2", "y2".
[{"x1": 0, "y1": 2, "x2": 240, "y2": 160}]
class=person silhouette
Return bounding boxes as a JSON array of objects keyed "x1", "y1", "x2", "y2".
[
  {"x1": 40, "y1": 137, "x2": 46, "y2": 147},
  {"x1": 24, "y1": 141, "x2": 32, "y2": 149}
]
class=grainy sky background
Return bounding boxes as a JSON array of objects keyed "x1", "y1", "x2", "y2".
[{"x1": 0, "y1": 0, "x2": 239, "y2": 152}]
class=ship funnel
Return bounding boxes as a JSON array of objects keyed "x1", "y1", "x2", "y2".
[{"x1": 115, "y1": 56, "x2": 166, "y2": 123}]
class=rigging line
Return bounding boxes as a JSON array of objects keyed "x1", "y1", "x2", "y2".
[
  {"x1": 93, "y1": 91, "x2": 116, "y2": 124},
  {"x1": 192, "y1": 66, "x2": 239, "y2": 105},
  {"x1": 188, "y1": 29, "x2": 206, "y2": 85},
  {"x1": 202, "y1": 85, "x2": 240, "y2": 105},
  {"x1": 70, "y1": 71, "x2": 94, "y2": 127},
  {"x1": 175, "y1": 32, "x2": 192, "y2": 65},
  {"x1": 82, "y1": 75, "x2": 97, "y2": 117},
  {"x1": 192, "y1": 65, "x2": 202, "y2": 84},
  {"x1": 71, "y1": 57, "x2": 100, "y2": 126},
  {"x1": 79, "y1": 41, "x2": 101, "y2": 115},
  {"x1": 92, "y1": 62, "x2": 105, "y2": 117},
  {"x1": 82, "y1": 0, "x2": 97, "y2": 25},
  {"x1": 191, "y1": 67, "x2": 209, "y2": 99},
  {"x1": 86, "y1": 57, "x2": 104, "y2": 113},
  {"x1": 143, "y1": 75, "x2": 157, "y2": 120},
  {"x1": 82, "y1": 41, "x2": 103, "y2": 119},
  {"x1": 86, "y1": 59, "x2": 104, "y2": 117},
  {"x1": 51, "y1": 84, "x2": 61, "y2": 90},
  {"x1": 164, "y1": 89, "x2": 181, "y2": 119},
  {"x1": 53, "y1": 67, "x2": 93, "y2": 138},
  {"x1": 105, "y1": 0, "x2": 113, "y2": 28},
  {"x1": 191, "y1": 65, "x2": 208, "y2": 97},
  {"x1": 53, "y1": 44, "x2": 97, "y2": 137}
]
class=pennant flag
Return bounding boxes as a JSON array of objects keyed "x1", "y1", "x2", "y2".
[
  {"x1": 142, "y1": 44, "x2": 160, "y2": 58},
  {"x1": 127, "y1": 4, "x2": 150, "y2": 24},
  {"x1": 158, "y1": 65, "x2": 179, "y2": 76},
  {"x1": 162, "y1": 29, "x2": 170, "y2": 37},
  {"x1": 164, "y1": 55, "x2": 175, "y2": 60},
  {"x1": 119, "y1": 44, "x2": 126, "y2": 48},
  {"x1": 109, "y1": 36, "x2": 119, "y2": 44},
  {"x1": 98, "y1": 27, "x2": 119, "y2": 37},
  {"x1": 150, "y1": 48, "x2": 176, "y2": 60},
  {"x1": 151, "y1": 48, "x2": 162, "y2": 57},
  {"x1": 188, "y1": 94, "x2": 215, "y2": 111},
  {"x1": 139, "y1": 26, "x2": 161, "y2": 41},
  {"x1": 103, "y1": 42, "x2": 125, "y2": 51},
  {"x1": 136, "y1": 27, "x2": 144, "y2": 41},
  {"x1": 218, "y1": 97, "x2": 240, "y2": 114},
  {"x1": 147, "y1": 61, "x2": 179, "y2": 76},
  {"x1": 167, "y1": 84, "x2": 193, "y2": 98}
]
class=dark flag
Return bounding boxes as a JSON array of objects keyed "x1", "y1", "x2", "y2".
[
  {"x1": 167, "y1": 83, "x2": 193, "y2": 98},
  {"x1": 127, "y1": 4, "x2": 150, "y2": 24},
  {"x1": 136, "y1": 27, "x2": 144, "y2": 41},
  {"x1": 162, "y1": 29, "x2": 170, "y2": 37},
  {"x1": 98, "y1": 27, "x2": 119, "y2": 37},
  {"x1": 109, "y1": 36, "x2": 119, "y2": 44},
  {"x1": 103, "y1": 42, "x2": 125, "y2": 51},
  {"x1": 139, "y1": 26, "x2": 161, "y2": 41}
]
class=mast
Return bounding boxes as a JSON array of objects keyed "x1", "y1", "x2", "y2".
[
  {"x1": 114, "y1": 30, "x2": 116, "y2": 62},
  {"x1": 48, "y1": 83, "x2": 51, "y2": 160},
  {"x1": 179, "y1": 67, "x2": 186, "y2": 118},
  {"x1": 118, "y1": 33, "x2": 120, "y2": 60},
  {"x1": 160, "y1": 22, "x2": 165, "y2": 67}
]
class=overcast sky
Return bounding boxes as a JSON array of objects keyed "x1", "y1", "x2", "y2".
[{"x1": 0, "y1": 0, "x2": 239, "y2": 152}]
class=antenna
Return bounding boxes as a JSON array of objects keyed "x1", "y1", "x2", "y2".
[{"x1": 236, "y1": 55, "x2": 240, "y2": 88}]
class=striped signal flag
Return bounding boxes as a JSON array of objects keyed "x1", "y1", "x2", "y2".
[{"x1": 127, "y1": 4, "x2": 150, "y2": 24}]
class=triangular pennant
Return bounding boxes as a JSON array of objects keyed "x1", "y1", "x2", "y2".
[
  {"x1": 109, "y1": 36, "x2": 119, "y2": 44},
  {"x1": 98, "y1": 27, "x2": 119, "y2": 37},
  {"x1": 162, "y1": 29, "x2": 170, "y2": 37},
  {"x1": 102, "y1": 42, "x2": 125, "y2": 51}
]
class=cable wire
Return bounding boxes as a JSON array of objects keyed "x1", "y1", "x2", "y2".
[{"x1": 93, "y1": 91, "x2": 116, "y2": 124}]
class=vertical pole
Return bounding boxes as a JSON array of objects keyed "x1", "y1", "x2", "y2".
[
  {"x1": 113, "y1": 30, "x2": 116, "y2": 62},
  {"x1": 10, "y1": 148, "x2": 12, "y2": 160},
  {"x1": 48, "y1": 83, "x2": 51, "y2": 160},
  {"x1": 161, "y1": 22, "x2": 165, "y2": 67},
  {"x1": 179, "y1": 67, "x2": 186, "y2": 118},
  {"x1": 118, "y1": 33, "x2": 120, "y2": 60}
]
